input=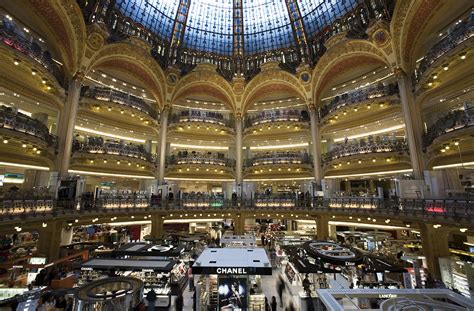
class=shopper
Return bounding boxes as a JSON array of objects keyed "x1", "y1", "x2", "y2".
[
  {"x1": 277, "y1": 275, "x2": 285, "y2": 306},
  {"x1": 271, "y1": 296, "x2": 277, "y2": 311},
  {"x1": 146, "y1": 289, "x2": 156, "y2": 311},
  {"x1": 188, "y1": 265, "x2": 194, "y2": 291},
  {"x1": 175, "y1": 293, "x2": 183, "y2": 311},
  {"x1": 264, "y1": 297, "x2": 271, "y2": 311}
]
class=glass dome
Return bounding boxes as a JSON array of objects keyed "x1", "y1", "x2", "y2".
[{"x1": 114, "y1": 0, "x2": 358, "y2": 56}]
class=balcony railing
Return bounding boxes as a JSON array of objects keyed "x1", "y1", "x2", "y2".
[
  {"x1": 169, "y1": 110, "x2": 234, "y2": 128},
  {"x1": 0, "y1": 22, "x2": 65, "y2": 86},
  {"x1": 322, "y1": 139, "x2": 408, "y2": 164},
  {"x1": 0, "y1": 106, "x2": 56, "y2": 147},
  {"x1": 167, "y1": 154, "x2": 235, "y2": 168},
  {"x1": 1, "y1": 197, "x2": 473, "y2": 225},
  {"x1": 72, "y1": 138, "x2": 156, "y2": 163},
  {"x1": 83, "y1": 87, "x2": 159, "y2": 120},
  {"x1": 415, "y1": 18, "x2": 474, "y2": 83},
  {"x1": 245, "y1": 152, "x2": 312, "y2": 167},
  {"x1": 424, "y1": 108, "x2": 474, "y2": 147},
  {"x1": 319, "y1": 83, "x2": 399, "y2": 120},
  {"x1": 245, "y1": 109, "x2": 310, "y2": 128}
]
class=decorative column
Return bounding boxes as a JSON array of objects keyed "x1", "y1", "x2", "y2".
[
  {"x1": 316, "y1": 215, "x2": 330, "y2": 240},
  {"x1": 419, "y1": 223, "x2": 450, "y2": 279},
  {"x1": 395, "y1": 68, "x2": 424, "y2": 179},
  {"x1": 309, "y1": 105, "x2": 322, "y2": 184},
  {"x1": 157, "y1": 105, "x2": 170, "y2": 184},
  {"x1": 235, "y1": 113, "x2": 243, "y2": 191},
  {"x1": 56, "y1": 73, "x2": 83, "y2": 178},
  {"x1": 151, "y1": 214, "x2": 164, "y2": 238},
  {"x1": 37, "y1": 220, "x2": 63, "y2": 262}
]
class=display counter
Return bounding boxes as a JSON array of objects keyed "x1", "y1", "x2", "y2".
[
  {"x1": 193, "y1": 248, "x2": 272, "y2": 311},
  {"x1": 220, "y1": 233, "x2": 256, "y2": 248},
  {"x1": 111, "y1": 242, "x2": 185, "y2": 259},
  {"x1": 80, "y1": 258, "x2": 187, "y2": 308}
]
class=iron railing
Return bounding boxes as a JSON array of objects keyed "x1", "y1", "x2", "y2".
[
  {"x1": 245, "y1": 109, "x2": 310, "y2": 128},
  {"x1": 424, "y1": 108, "x2": 474, "y2": 148},
  {"x1": 245, "y1": 153, "x2": 312, "y2": 167},
  {"x1": 169, "y1": 110, "x2": 234, "y2": 128},
  {"x1": 319, "y1": 83, "x2": 399, "y2": 120},
  {"x1": 322, "y1": 139, "x2": 408, "y2": 164},
  {"x1": 166, "y1": 155, "x2": 235, "y2": 168},
  {"x1": 0, "y1": 106, "x2": 56, "y2": 147},
  {"x1": 82, "y1": 87, "x2": 159, "y2": 120}
]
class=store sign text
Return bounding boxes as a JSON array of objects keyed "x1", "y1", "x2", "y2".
[{"x1": 216, "y1": 267, "x2": 248, "y2": 275}]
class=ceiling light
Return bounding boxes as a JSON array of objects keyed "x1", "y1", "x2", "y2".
[{"x1": 442, "y1": 64, "x2": 449, "y2": 70}]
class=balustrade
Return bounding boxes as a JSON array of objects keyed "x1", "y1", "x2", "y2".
[
  {"x1": 245, "y1": 109, "x2": 309, "y2": 128},
  {"x1": 424, "y1": 108, "x2": 474, "y2": 147},
  {"x1": 167, "y1": 153, "x2": 235, "y2": 168},
  {"x1": 0, "y1": 106, "x2": 56, "y2": 147},
  {"x1": 72, "y1": 137, "x2": 155, "y2": 163},
  {"x1": 1, "y1": 197, "x2": 472, "y2": 224},
  {"x1": 0, "y1": 19, "x2": 65, "y2": 86},
  {"x1": 322, "y1": 139, "x2": 408, "y2": 164},
  {"x1": 319, "y1": 83, "x2": 399, "y2": 120},
  {"x1": 246, "y1": 152, "x2": 312, "y2": 167},
  {"x1": 415, "y1": 18, "x2": 474, "y2": 83},
  {"x1": 83, "y1": 87, "x2": 159, "y2": 119},
  {"x1": 169, "y1": 110, "x2": 234, "y2": 128}
]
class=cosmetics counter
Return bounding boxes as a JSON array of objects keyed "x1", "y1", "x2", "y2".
[{"x1": 80, "y1": 258, "x2": 186, "y2": 308}]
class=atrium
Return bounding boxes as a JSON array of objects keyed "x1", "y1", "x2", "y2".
[{"x1": 0, "y1": 0, "x2": 473, "y2": 310}]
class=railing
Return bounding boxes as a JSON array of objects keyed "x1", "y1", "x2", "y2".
[
  {"x1": 415, "y1": 18, "x2": 474, "y2": 83},
  {"x1": 1, "y1": 197, "x2": 472, "y2": 224},
  {"x1": 424, "y1": 108, "x2": 474, "y2": 147},
  {"x1": 82, "y1": 87, "x2": 159, "y2": 120},
  {"x1": 167, "y1": 155, "x2": 235, "y2": 168},
  {"x1": 0, "y1": 22, "x2": 65, "y2": 86},
  {"x1": 169, "y1": 110, "x2": 234, "y2": 128},
  {"x1": 319, "y1": 83, "x2": 399, "y2": 120},
  {"x1": 245, "y1": 153, "x2": 312, "y2": 167},
  {"x1": 72, "y1": 138, "x2": 156, "y2": 163},
  {"x1": 322, "y1": 139, "x2": 408, "y2": 164},
  {"x1": 0, "y1": 106, "x2": 56, "y2": 147},
  {"x1": 245, "y1": 110, "x2": 310, "y2": 128}
]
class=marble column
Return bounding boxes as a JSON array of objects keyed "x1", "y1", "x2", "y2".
[
  {"x1": 395, "y1": 69, "x2": 424, "y2": 179},
  {"x1": 309, "y1": 105, "x2": 322, "y2": 184},
  {"x1": 157, "y1": 105, "x2": 170, "y2": 184},
  {"x1": 235, "y1": 113, "x2": 243, "y2": 190},
  {"x1": 37, "y1": 220, "x2": 63, "y2": 262},
  {"x1": 56, "y1": 73, "x2": 83, "y2": 178},
  {"x1": 316, "y1": 215, "x2": 330, "y2": 240},
  {"x1": 420, "y1": 223, "x2": 451, "y2": 279},
  {"x1": 151, "y1": 214, "x2": 164, "y2": 238}
]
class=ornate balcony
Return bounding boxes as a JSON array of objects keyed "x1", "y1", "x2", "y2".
[
  {"x1": 319, "y1": 83, "x2": 399, "y2": 121},
  {"x1": 0, "y1": 106, "x2": 56, "y2": 147},
  {"x1": 415, "y1": 18, "x2": 474, "y2": 84},
  {"x1": 322, "y1": 139, "x2": 409, "y2": 165},
  {"x1": 82, "y1": 87, "x2": 159, "y2": 121},
  {"x1": 72, "y1": 137, "x2": 155, "y2": 164},
  {"x1": 0, "y1": 22, "x2": 65, "y2": 86},
  {"x1": 424, "y1": 108, "x2": 474, "y2": 148},
  {"x1": 244, "y1": 109, "x2": 310, "y2": 135},
  {"x1": 170, "y1": 110, "x2": 234, "y2": 131},
  {"x1": 245, "y1": 152, "x2": 312, "y2": 168}
]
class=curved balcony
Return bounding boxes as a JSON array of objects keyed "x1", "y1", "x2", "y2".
[
  {"x1": 170, "y1": 110, "x2": 234, "y2": 128},
  {"x1": 245, "y1": 152, "x2": 312, "y2": 167},
  {"x1": 322, "y1": 139, "x2": 409, "y2": 165},
  {"x1": 415, "y1": 18, "x2": 474, "y2": 84},
  {"x1": 0, "y1": 21, "x2": 65, "y2": 86},
  {"x1": 167, "y1": 154, "x2": 235, "y2": 167},
  {"x1": 424, "y1": 108, "x2": 474, "y2": 148},
  {"x1": 82, "y1": 87, "x2": 159, "y2": 120},
  {"x1": 0, "y1": 106, "x2": 56, "y2": 147},
  {"x1": 319, "y1": 83, "x2": 399, "y2": 121},
  {"x1": 244, "y1": 110, "x2": 310, "y2": 136},
  {"x1": 72, "y1": 138, "x2": 155, "y2": 164}
]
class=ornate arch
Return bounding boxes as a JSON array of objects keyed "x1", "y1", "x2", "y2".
[
  {"x1": 171, "y1": 65, "x2": 236, "y2": 112},
  {"x1": 390, "y1": 0, "x2": 444, "y2": 71},
  {"x1": 26, "y1": 0, "x2": 86, "y2": 76},
  {"x1": 85, "y1": 42, "x2": 166, "y2": 109},
  {"x1": 242, "y1": 63, "x2": 307, "y2": 113},
  {"x1": 311, "y1": 39, "x2": 390, "y2": 104}
]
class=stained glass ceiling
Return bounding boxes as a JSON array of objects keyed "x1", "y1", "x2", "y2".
[{"x1": 115, "y1": 0, "x2": 358, "y2": 56}]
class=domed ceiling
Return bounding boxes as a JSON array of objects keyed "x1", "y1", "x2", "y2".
[{"x1": 115, "y1": 0, "x2": 358, "y2": 56}]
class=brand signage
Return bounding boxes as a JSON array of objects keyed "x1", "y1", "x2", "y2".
[{"x1": 216, "y1": 267, "x2": 248, "y2": 275}]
